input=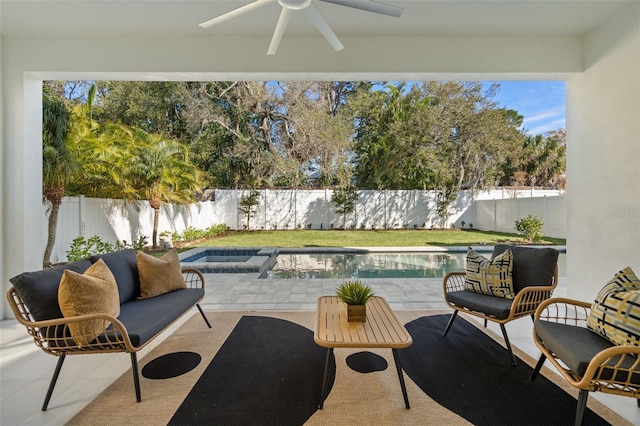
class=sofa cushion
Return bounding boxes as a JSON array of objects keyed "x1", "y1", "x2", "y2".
[
  {"x1": 464, "y1": 247, "x2": 514, "y2": 299},
  {"x1": 492, "y1": 245, "x2": 559, "y2": 293},
  {"x1": 445, "y1": 290, "x2": 513, "y2": 319},
  {"x1": 116, "y1": 288, "x2": 204, "y2": 347},
  {"x1": 587, "y1": 267, "x2": 640, "y2": 346},
  {"x1": 9, "y1": 259, "x2": 93, "y2": 321},
  {"x1": 90, "y1": 249, "x2": 140, "y2": 304},
  {"x1": 58, "y1": 259, "x2": 120, "y2": 347},
  {"x1": 136, "y1": 249, "x2": 186, "y2": 299}
]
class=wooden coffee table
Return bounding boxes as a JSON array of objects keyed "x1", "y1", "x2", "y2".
[{"x1": 314, "y1": 295, "x2": 413, "y2": 409}]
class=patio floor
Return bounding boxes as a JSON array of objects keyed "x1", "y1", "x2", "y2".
[{"x1": 1, "y1": 272, "x2": 638, "y2": 425}]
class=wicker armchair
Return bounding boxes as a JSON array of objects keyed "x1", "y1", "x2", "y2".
[
  {"x1": 531, "y1": 297, "x2": 640, "y2": 425},
  {"x1": 443, "y1": 245, "x2": 559, "y2": 366},
  {"x1": 6, "y1": 267, "x2": 208, "y2": 411}
]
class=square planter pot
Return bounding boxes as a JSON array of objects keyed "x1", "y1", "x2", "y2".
[{"x1": 347, "y1": 304, "x2": 366, "y2": 322}]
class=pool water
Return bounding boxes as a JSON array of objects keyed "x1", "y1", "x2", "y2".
[
  {"x1": 263, "y1": 252, "x2": 567, "y2": 279},
  {"x1": 263, "y1": 252, "x2": 464, "y2": 279}
]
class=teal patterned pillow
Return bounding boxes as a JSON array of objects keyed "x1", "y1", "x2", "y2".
[
  {"x1": 586, "y1": 267, "x2": 640, "y2": 346},
  {"x1": 464, "y1": 248, "x2": 515, "y2": 299}
]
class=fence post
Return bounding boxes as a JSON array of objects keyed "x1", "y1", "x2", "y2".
[
  {"x1": 79, "y1": 195, "x2": 85, "y2": 236},
  {"x1": 545, "y1": 195, "x2": 549, "y2": 236},
  {"x1": 263, "y1": 189, "x2": 268, "y2": 230}
]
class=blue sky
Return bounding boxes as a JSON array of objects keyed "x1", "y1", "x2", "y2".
[{"x1": 483, "y1": 81, "x2": 566, "y2": 136}]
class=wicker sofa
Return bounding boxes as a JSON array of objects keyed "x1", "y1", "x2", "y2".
[{"x1": 6, "y1": 249, "x2": 211, "y2": 411}]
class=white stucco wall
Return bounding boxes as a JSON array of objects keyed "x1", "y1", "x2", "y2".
[
  {"x1": 0, "y1": 8, "x2": 637, "y2": 318},
  {"x1": 566, "y1": 2, "x2": 640, "y2": 299}
]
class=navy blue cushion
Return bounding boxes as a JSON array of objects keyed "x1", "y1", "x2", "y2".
[
  {"x1": 10, "y1": 259, "x2": 93, "y2": 321},
  {"x1": 492, "y1": 245, "x2": 558, "y2": 293},
  {"x1": 116, "y1": 288, "x2": 204, "y2": 347},
  {"x1": 445, "y1": 290, "x2": 513, "y2": 319},
  {"x1": 90, "y1": 250, "x2": 140, "y2": 304}
]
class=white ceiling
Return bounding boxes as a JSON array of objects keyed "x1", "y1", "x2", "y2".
[{"x1": 0, "y1": 0, "x2": 635, "y2": 39}]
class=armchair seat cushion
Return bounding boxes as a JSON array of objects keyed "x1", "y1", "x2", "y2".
[
  {"x1": 445, "y1": 290, "x2": 513, "y2": 319},
  {"x1": 535, "y1": 320, "x2": 640, "y2": 385},
  {"x1": 534, "y1": 320, "x2": 614, "y2": 377}
]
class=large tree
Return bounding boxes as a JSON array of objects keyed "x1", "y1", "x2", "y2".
[{"x1": 42, "y1": 85, "x2": 73, "y2": 267}]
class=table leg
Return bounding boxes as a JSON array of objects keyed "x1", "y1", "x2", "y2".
[
  {"x1": 318, "y1": 348, "x2": 334, "y2": 409},
  {"x1": 392, "y1": 348, "x2": 410, "y2": 409}
]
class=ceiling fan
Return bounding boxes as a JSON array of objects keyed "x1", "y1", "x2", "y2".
[{"x1": 199, "y1": 0, "x2": 404, "y2": 55}]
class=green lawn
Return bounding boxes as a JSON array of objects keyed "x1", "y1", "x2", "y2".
[{"x1": 182, "y1": 230, "x2": 565, "y2": 249}]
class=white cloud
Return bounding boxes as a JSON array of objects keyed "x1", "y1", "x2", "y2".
[
  {"x1": 523, "y1": 106, "x2": 565, "y2": 124},
  {"x1": 526, "y1": 118, "x2": 566, "y2": 136}
]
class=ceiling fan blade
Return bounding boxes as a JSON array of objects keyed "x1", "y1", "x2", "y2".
[
  {"x1": 319, "y1": 0, "x2": 403, "y2": 18},
  {"x1": 199, "y1": 0, "x2": 275, "y2": 28},
  {"x1": 267, "y1": 7, "x2": 294, "y2": 55},
  {"x1": 304, "y1": 3, "x2": 344, "y2": 52}
]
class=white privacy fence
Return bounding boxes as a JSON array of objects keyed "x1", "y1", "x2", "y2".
[{"x1": 43, "y1": 189, "x2": 565, "y2": 263}]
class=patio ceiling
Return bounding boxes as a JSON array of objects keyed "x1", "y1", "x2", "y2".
[{"x1": 1, "y1": 1, "x2": 634, "y2": 40}]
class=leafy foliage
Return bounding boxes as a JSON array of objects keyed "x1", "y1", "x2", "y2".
[
  {"x1": 166, "y1": 224, "x2": 229, "y2": 244},
  {"x1": 331, "y1": 186, "x2": 359, "y2": 229},
  {"x1": 57, "y1": 80, "x2": 567, "y2": 194},
  {"x1": 515, "y1": 214, "x2": 544, "y2": 242},
  {"x1": 238, "y1": 190, "x2": 261, "y2": 230},
  {"x1": 335, "y1": 280, "x2": 375, "y2": 305},
  {"x1": 66, "y1": 235, "x2": 148, "y2": 262}
]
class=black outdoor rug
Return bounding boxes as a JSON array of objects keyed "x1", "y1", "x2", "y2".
[
  {"x1": 168, "y1": 315, "x2": 335, "y2": 426},
  {"x1": 399, "y1": 314, "x2": 610, "y2": 426}
]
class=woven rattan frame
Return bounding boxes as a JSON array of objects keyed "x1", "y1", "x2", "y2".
[
  {"x1": 443, "y1": 267, "x2": 558, "y2": 325},
  {"x1": 6, "y1": 267, "x2": 208, "y2": 410},
  {"x1": 442, "y1": 266, "x2": 558, "y2": 365},
  {"x1": 533, "y1": 297, "x2": 640, "y2": 399}
]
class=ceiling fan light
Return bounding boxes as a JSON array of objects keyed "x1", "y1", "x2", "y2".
[{"x1": 278, "y1": 0, "x2": 312, "y2": 10}]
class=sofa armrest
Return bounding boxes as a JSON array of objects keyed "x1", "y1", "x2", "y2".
[
  {"x1": 182, "y1": 268, "x2": 205, "y2": 289},
  {"x1": 7, "y1": 287, "x2": 135, "y2": 354}
]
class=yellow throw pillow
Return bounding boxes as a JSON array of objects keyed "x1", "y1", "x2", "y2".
[
  {"x1": 137, "y1": 249, "x2": 186, "y2": 299},
  {"x1": 587, "y1": 267, "x2": 640, "y2": 346},
  {"x1": 464, "y1": 248, "x2": 515, "y2": 299},
  {"x1": 58, "y1": 258, "x2": 120, "y2": 347}
]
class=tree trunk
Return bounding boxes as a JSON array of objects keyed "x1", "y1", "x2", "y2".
[
  {"x1": 43, "y1": 200, "x2": 60, "y2": 268},
  {"x1": 152, "y1": 206, "x2": 160, "y2": 248},
  {"x1": 149, "y1": 198, "x2": 162, "y2": 249}
]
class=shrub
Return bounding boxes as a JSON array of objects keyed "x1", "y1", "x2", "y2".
[
  {"x1": 169, "y1": 224, "x2": 229, "y2": 244},
  {"x1": 66, "y1": 234, "x2": 148, "y2": 261},
  {"x1": 515, "y1": 214, "x2": 544, "y2": 242}
]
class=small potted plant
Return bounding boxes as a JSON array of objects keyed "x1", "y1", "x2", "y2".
[{"x1": 335, "y1": 280, "x2": 375, "y2": 322}]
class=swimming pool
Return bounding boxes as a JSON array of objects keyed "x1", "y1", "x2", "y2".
[{"x1": 262, "y1": 251, "x2": 567, "y2": 279}]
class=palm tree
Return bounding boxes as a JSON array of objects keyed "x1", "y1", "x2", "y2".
[
  {"x1": 113, "y1": 128, "x2": 202, "y2": 248},
  {"x1": 42, "y1": 88, "x2": 73, "y2": 267}
]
